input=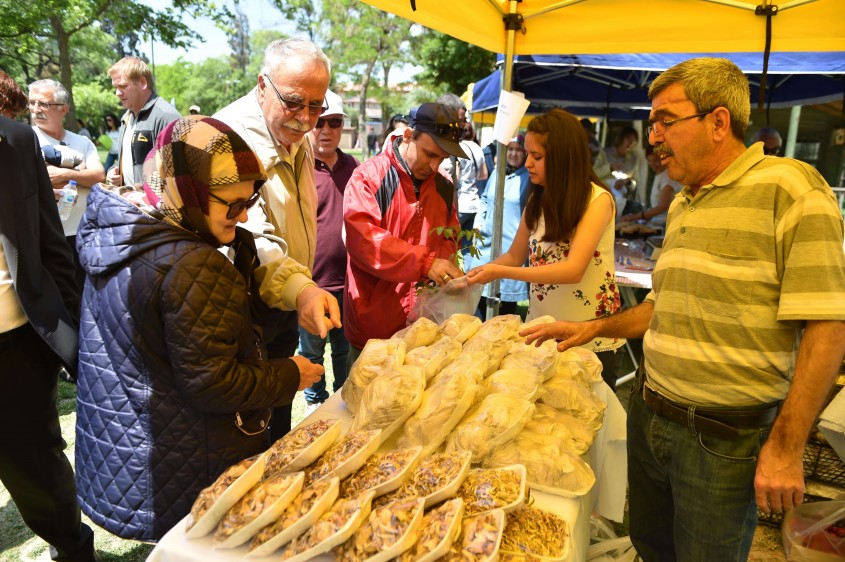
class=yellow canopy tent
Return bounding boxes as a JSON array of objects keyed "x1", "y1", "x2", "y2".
[{"x1": 360, "y1": 0, "x2": 844, "y2": 56}]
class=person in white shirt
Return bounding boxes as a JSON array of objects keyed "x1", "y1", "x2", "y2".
[{"x1": 28, "y1": 79, "x2": 105, "y2": 290}]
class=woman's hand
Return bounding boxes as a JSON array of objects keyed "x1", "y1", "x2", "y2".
[
  {"x1": 466, "y1": 264, "x2": 502, "y2": 285},
  {"x1": 291, "y1": 355, "x2": 324, "y2": 390}
]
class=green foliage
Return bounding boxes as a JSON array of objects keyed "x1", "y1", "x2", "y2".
[
  {"x1": 414, "y1": 29, "x2": 496, "y2": 95},
  {"x1": 72, "y1": 81, "x2": 123, "y2": 133},
  {"x1": 155, "y1": 57, "x2": 252, "y2": 116}
]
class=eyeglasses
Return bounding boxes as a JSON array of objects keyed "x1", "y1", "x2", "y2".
[
  {"x1": 315, "y1": 117, "x2": 343, "y2": 129},
  {"x1": 763, "y1": 145, "x2": 782, "y2": 156},
  {"x1": 208, "y1": 191, "x2": 261, "y2": 219},
  {"x1": 647, "y1": 110, "x2": 713, "y2": 136},
  {"x1": 263, "y1": 74, "x2": 326, "y2": 116},
  {"x1": 28, "y1": 100, "x2": 65, "y2": 110}
]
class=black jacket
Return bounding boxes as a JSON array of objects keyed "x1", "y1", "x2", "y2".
[
  {"x1": 0, "y1": 116, "x2": 79, "y2": 375},
  {"x1": 74, "y1": 185, "x2": 300, "y2": 540}
]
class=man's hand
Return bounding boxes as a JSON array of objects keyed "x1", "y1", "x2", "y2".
[
  {"x1": 106, "y1": 166, "x2": 123, "y2": 187},
  {"x1": 296, "y1": 284, "x2": 341, "y2": 339},
  {"x1": 520, "y1": 320, "x2": 598, "y2": 351},
  {"x1": 754, "y1": 440, "x2": 805, "y2": 514},
  {"x1": 47, "y1": 164, "x2": 70, "y2": 187},
  {"x1": 290, "y1": 355, "x2": 324, "y2": 390},
  {"x1": 427, "y1": 257, "x2": 463, "y2": 286}
]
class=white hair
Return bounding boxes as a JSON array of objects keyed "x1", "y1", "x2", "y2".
[{"x1": 262, "y1": 37, "x2": 331, "y2": 76}]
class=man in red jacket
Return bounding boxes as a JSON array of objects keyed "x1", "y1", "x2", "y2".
[{"x1": 343, "y1": 102, "x2": 466, "y2": 368}]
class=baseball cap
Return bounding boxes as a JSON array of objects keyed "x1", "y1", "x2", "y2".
[
  {"x1": 409, "y1": 102, "x2": 468, "y2": 159},
  {"x1": 189, "y1": 104, "x2": 201, "y2": 113},
  {"x1": 321, "y1": 90, "x2": 347, "y2": 117}
]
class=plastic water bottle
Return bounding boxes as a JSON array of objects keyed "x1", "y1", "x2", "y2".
[{"x1": 57, "y1": 180, "x2": 77, "y2": 221}]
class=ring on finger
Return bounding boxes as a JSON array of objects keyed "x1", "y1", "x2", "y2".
[{"x1": 443, "y1": 273, "x2": 451, "y2": 281}]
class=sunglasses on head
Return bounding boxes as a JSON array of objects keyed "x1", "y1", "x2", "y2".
[
  {"x1": 316, "y1": 117, "x2": 343, "y2": 129},
  {"x1": 432, "y1": 123, "x2": 464, "y2": 143},
  {"x1": 208, "y1": 191, "x2": 261, "y2": 219}
]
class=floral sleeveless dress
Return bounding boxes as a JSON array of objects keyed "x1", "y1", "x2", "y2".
[{"x1": 526, "y1": 183, "x2": 624, "y2": 353}]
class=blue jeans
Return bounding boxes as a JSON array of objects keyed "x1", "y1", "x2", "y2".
[
  {"x1": 298, "y1": 290, "x2": 349, "y2": 404},
  {"x1": 627, "y1": 381, "x2": 769, "y2": 562}
]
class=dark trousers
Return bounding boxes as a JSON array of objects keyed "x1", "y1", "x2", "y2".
[
  {"x1": 0, "y1": 324, "x2": 96, "y2": 561},
  {"x1": 266, "y1": 312, "x2": 301, "y2": 442},
  {"x1": 475, "y1": 296, "x2": 519, "y2": 321}
]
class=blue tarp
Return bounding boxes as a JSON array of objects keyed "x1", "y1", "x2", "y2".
[{"x1": 472, "y1": 52, "x2": 845, "y2": 117}]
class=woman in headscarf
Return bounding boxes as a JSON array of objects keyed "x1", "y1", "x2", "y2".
[{"x1": 73, "y1": 116, "x2": 322, "y2": 542}]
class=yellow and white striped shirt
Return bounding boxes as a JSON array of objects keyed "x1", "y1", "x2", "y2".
[{"x1": 644, "y1": 144, "x2": 845, "y2": 407}]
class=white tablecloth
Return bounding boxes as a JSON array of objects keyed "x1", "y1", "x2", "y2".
[{"x1": 148, "y1": 386, "x2": 627, "y2": 562}]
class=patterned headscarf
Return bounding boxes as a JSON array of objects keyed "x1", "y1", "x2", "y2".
[{"x1": 143, "y1": 116, "x2": 266, "y2": 245}]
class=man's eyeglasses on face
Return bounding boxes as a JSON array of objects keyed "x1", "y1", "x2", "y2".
[
  {"x1": 763, "y1": 145, "x2": 782, "y2": 156},
  {"x1": 315, "y1": 117, "x2": 343, "y2": 129},
  {"x1": 28, "y1": 100, "x2": 64, "y2": 110},
  {"x1": 208, "y1": 191, "x2": 261, "y2": 220},
  {"x1": 647, "y1": 109, "x2": 713, "y2": 136},
  {"x1": 263, "y1": 74, "x2": 326, "y2": 116}
]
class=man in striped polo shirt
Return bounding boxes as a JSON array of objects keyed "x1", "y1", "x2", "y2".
[{"x1": 521, "y1": 57, "x2": 845, "y2": 561}]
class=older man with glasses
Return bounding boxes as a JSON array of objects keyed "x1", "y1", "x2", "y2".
[
  {"x1": 28, "y1": 79, "x2": 105, "y2": 292},
  {"x1": 520, "y1": 57, "x2": 845, "y2": 561},
  {"x1": 215, "y1": 37, "x2": 340, "y2": 441}
]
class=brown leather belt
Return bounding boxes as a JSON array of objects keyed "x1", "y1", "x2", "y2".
[{"x1": 643, "y1": 384, "x2": 780, "y2": 439}]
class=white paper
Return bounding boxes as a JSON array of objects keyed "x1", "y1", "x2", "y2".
[{"x1": 493, "y1": 90, "x2": 531, "y2": 145}]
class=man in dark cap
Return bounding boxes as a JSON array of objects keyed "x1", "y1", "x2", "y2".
[{"x1": 343, "y1": 102, "x2": 467, "y2": 369}]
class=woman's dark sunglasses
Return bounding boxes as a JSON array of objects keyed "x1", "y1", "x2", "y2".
[
  {"x1": 208, "y1": 191, "x2": 261, "y2": 219},
  {"x1": 316, "y1": 117, "x2": 343, "y2": 129}
]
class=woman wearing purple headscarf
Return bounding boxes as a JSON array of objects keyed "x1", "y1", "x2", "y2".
[{"x1": 73, "y1": 116, "x2": 322, "y2": 541}]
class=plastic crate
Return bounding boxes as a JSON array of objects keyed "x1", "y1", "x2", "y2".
[
  {"x1": 757, "y1": 493, "x2": 830, "y2": 527},
  {"x1": 804, "y1": 439, "x2": 845, "y2": 488}
]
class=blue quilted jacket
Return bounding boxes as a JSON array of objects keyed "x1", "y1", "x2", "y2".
[{"x1": 74, "y1": 186, "x2": 299, "y2": 541}]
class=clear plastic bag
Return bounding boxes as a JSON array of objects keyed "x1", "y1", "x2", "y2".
[
  {"x1": 446, "y1": 393, "x2": 535, "y2": 462},
  {"x1": 399, "y1": 369, "x2": 477, "y2": 456},
  {"x1": 539, "y1": 375, "x2": 606, "y2": 428},
  {"x1": 437, "y1": 313, "x2": 482, "y2": 343},
  {"x1": 350, "y1": 365, "x2": 425, "y2": 440},
  {"x1": 501, "y1": 341, "x2": 559, "y2": 381},
  {"x1": 405, "y1": 336, "x2": 462, "y2": 382},
  {"x1": 559, "y1": 347, "x2": 604, "y2": 384},
  {"x1": 394, "y1": 317, "x2": 439, "y2": 351},
  {"x1": 485, "y1": 431, "x2": 596, "y2": 498},
  {"x1": 525, "y1": 403, "x2": 600, "y2": 456},
  {"x1": 475, "y1": 369, "x2": 544, "y2": 406},
  {"x1": 783, "y1": 500, "x2": 845, "y2": 561},
  {"x1": 341, "y1": 338, "x2": 406, "y2": 415},
  {"x1": 409, "y1": 276, "x2": 483, "y2": 325}
]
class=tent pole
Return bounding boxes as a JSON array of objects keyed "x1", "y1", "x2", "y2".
[
  {"x1": 785, "y1": 105, "x2": 801, "y2": 159},
  {"x1": 487, "y1": 0, "x2": 519, "y2": 321}
]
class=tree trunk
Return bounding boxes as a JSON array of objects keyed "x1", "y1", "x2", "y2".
[{"x1": 51, "y1": 16, "x2": 77, "y2": 132}]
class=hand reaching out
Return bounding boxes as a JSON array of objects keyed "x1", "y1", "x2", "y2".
[
  {"x1": 290, "y1": 355, "x2": 324, "y2": 390},
  {"x1": 519, "y1": 320, "x2": 598, "y2": 351},
  {"x1": 297, "y1": 285, "x2": 341, "y2": 339},
  {"x1": 466, "y1": 264, "x2": 502, "y2": 286}
]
